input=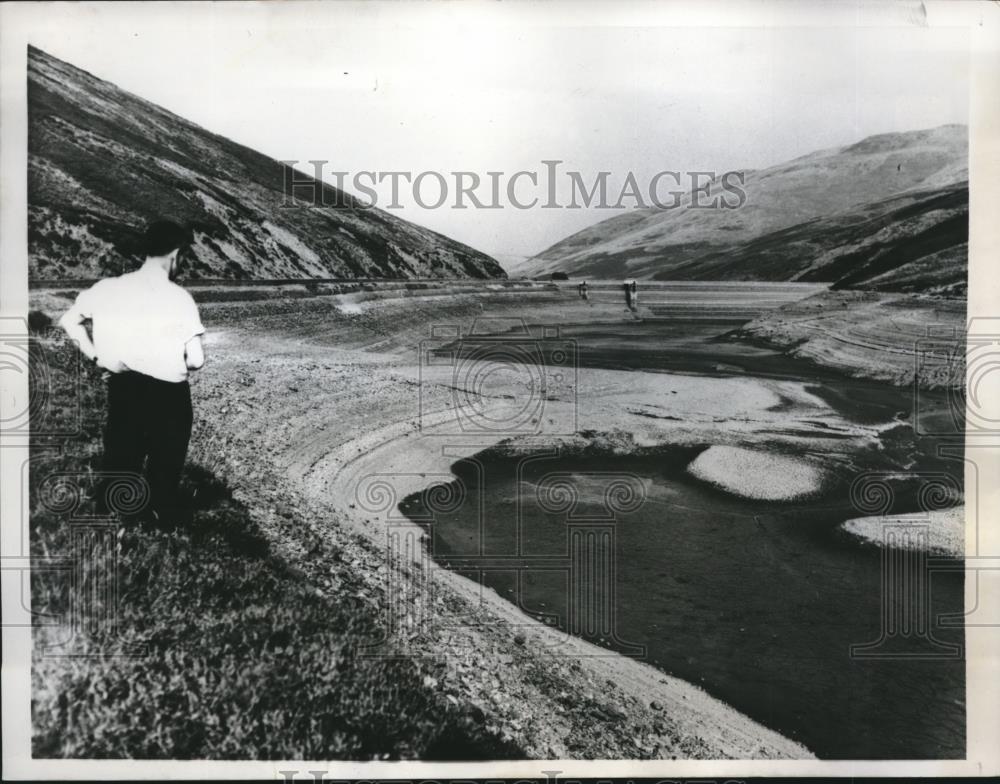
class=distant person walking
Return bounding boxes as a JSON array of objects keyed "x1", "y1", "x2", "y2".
[
  {"x1": 624, "y1": 278, "x2": 639, "y2": 311},
  {"x1": 578, "y1": 280, "x2": 589, "y2": 300},
  {"x1": 59, "y1": 221, "x2": 205, "y2": 528}
]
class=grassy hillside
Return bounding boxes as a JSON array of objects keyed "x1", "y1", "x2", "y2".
[
  {"x1": 655, "y1": 181, "x2": 967, "y2": 295},
  {"x1": 27, "y1": 46, "x2": 505, "y2": 281},
  {"x1": 521, "y1": 125, "x2": 967, "y2": 292}
]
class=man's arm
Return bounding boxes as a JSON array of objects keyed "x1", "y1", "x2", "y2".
[
  {"x1": 58, "y1": 301, "x2": 97, "y2": 362},
  {"x1": 184, "y1": 335, "x2": 205, "y2": 371}
]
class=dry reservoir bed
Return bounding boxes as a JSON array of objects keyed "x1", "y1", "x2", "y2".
[{"x1": 30, "y1": 280, "x2": 966, "y2": 760}]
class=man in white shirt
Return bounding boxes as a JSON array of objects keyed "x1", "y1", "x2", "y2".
[{"x1": 60, "y1": 221, "x2": 206, "y2": 528}]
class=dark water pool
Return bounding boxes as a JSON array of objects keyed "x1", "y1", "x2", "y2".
[{"x1": 400, "y1": 448, "x2": 964, "y2": 759}]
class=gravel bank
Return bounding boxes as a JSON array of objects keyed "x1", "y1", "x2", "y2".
[
  {"x1": 840, "y1": 506, "x2": 964, "y2": 557},
  {"x1": 687, "y1": 445, "x2": 830, "y2": 501}
]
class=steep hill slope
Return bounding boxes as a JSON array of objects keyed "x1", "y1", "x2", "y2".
[
  {"x1": 522, "y1": 125, "x2": 967, "y2": 290},
  {"x1": 656, "y1": 181, "x2": 967, "y2": 295},
  {"x1": 27, "y1": 46, "x2": 505, "y2": 281}
]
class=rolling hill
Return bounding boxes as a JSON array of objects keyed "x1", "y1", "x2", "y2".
[
  {"x1": 520, "y1": 125, "x2": 967, "y2": 293},
  {"x1": 27, "y1": 46, "x2": 506, "y2": 281},
  {"x1": 655, "y1": 180, "x2": 967, "y2": 295}
]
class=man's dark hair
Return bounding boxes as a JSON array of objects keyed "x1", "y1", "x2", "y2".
[{"x1": 143, "y1": 221, "x2": 192, "y2": 257}]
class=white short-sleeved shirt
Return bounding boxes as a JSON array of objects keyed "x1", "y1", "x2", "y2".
[{"x1": 73, "y1": 264, "x2": 205, "y2": 383}]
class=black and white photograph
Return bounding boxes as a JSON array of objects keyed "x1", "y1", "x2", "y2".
[{"x1": 1, "y1": 0, "x2": 999, "y2": 778}]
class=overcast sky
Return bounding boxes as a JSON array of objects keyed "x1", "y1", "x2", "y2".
[{"x1": 22, "y1": 1, "x2": 971, "y2": 261}]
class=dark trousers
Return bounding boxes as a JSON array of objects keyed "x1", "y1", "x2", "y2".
[{"x1": 96, "y1": 371, "x2": 192, "y2": 523}]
